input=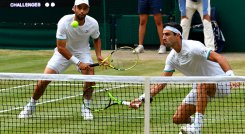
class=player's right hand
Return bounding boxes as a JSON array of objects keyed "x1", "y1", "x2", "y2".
[
  {"x1": 78, "y1": 62, "x2": 91, "y2": 70},
  {"x1": 129, "y1": 99, "x2": 143, "y2": 109}
]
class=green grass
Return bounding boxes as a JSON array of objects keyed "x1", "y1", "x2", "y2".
[
  {"x1": 0, "y1": 50, "x2": 244, "y2": 75},
  {"x1": 0, "y1": 49, "x2": 245, "y2": 134}
]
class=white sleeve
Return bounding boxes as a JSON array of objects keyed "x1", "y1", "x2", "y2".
[
  {"x1": 56, "y1": 17, "x2": 67, "y2": 40},
  {"x1": 91, "y1": 21, "x2": 100, "y2": 39},
  {"x1": 193, "y1": 42, "x2": 212, "y2": 60},
  {"x1": 164, "y1": 55, "x2": 175, "y2": 72}
]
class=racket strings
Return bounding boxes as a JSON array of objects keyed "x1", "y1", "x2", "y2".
[
  {"x1": 84, "y1": 83, "x2": 143, "y2": 111},
  {"x1": 87, "y1": 90, "x2": 111, "y2": 110},
  {"x1": 110, "y1": 48, "x2": 138, "y2": 70}
]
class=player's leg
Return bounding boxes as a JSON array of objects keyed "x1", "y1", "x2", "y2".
[
  {"x1": 77, "y1": 53, "x2": 95, "y2": 120},
  {"x1": 180, "y1": 0, "x2": 196, "y2": 40},
  {"x1": 173, "y1": 88, "x2": 196, "y2": 134},
  {"x1": 173, "y1": 87, "x2": 198, "y2": 125},
  {"x1": 32, "y1": 68, "x2": 57, "y2": 100},
  {"x1": 180, "y1": 83, "x2": 216, "y2": 134},
  {"x1": 80, "y1": 69, "x2": 95, "y2": 120},
  {"x1": 173, "y1": 103, "x2": 196, "y2": 124},
  {"x1": 81, "y1": 67, "x2": 95, "y2": 102},
  {"x1": 185, "y1": 82, "x2": 231, "y2": 133},
  {"x1": 18, "y1": 52, "x2": 70, "y2": 118},
  {"x1": 198, "y1": 0, "x2": 215, "y2": 50},
  {"x1": 196, "y1": 83, "x2": 216, "y2": 114}
]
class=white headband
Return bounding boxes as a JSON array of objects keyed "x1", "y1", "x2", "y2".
[{"x1": 164, "y1": 26, "x2": 182, "y2": 36}]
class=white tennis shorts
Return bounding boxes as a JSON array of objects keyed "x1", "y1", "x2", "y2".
[
  {"x1": 182, "y1": 82, "x2": 231, "y2": 105},
  {"x1": 46, "y1": 51, "x2": 93, "y2": 74}
]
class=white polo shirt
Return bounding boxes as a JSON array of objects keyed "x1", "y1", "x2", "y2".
[
  {"x1": 164, "y1": 40, "x2": 225, "y2": 76},
  {"x1": 56, "y1": 14, "x2": 100, "y2": 54}
]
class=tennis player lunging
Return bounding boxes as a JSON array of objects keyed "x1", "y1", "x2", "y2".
[
  {"x1": 19, "y1": 0, "x2": 103, "y2": 120},
  {"x1": 130, "y1": 22, "x2": 239, "y2": 133}
]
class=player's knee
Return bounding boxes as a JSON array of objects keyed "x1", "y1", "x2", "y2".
[
  {"x1": 172, "y1": 115, "x2": 179, "y2": 124},
  {"x1": 173, "y1": 116, "x2": 191, "y2": 124},
  {"x1": 172, "y1": 114, "x2": 185, "y2": 124}
]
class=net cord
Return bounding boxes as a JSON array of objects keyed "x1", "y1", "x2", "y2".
[{"x1": 0, "y1": 73, "x2": 245, "y2": 83}]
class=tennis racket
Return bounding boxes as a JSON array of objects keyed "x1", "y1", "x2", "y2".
[
  {"x1": 83, "y1": 85, "x2": 134, "y2": 112},
  {"x1": 89, "y1": 46, "x2": 139, "y2": 71}
]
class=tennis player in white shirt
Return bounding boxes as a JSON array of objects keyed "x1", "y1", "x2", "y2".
[
  {"x1": 19, "y1": 0, "x2": 103, "y2": 120},
  {"x1": 130, "y1": 22, "x2": 239, "y2": 134}
]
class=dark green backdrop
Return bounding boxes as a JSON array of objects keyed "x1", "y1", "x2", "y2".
[
  {"x1": 211, "y1": 1, "x2": 245, "y2": 52},
  {"x1": 0, "y1": 0, "x2": 244, "y2": 52}
]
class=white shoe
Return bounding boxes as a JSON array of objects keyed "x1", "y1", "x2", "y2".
[
  {"x1": 81, "y1": 104, "x2": 93, "y2": 120},
  {"x1": 180, "y1": 124, "x2": 201, "y2": 134},
  {"x1": 133, "y1": 45, "x2": 144, "y2": 53},
  {"x1": 18, "y1": 102, "x2": 36, "y2": 119},
  {"x1": 158, "y1": 45, "x2": 166, "y2": 54}
]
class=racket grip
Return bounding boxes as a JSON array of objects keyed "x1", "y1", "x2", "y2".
[
  {"x1": 122, "y1": 101, "x2": 130, "y2": 106},
  {"x1": 89, "y1": 63, "x2": 100, "y2": 67}
]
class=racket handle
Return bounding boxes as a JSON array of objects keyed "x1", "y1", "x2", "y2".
[
  {"x1": 122, "y1": 101, "x2": 130, "y2": 106},
  {"x1": 89, "y1": 63, "x2": 100, "y2": 67}
]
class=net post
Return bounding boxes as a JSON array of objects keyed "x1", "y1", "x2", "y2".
[{"x1": 144, "y1": 77, "x2": 150, "y2": 134}]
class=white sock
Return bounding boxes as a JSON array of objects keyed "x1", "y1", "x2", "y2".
[
  {"x1": 30, "y1": 97, "x2": 36, "y2": 103},
  {"x1": 83, "y1": 99, "x2": 91, "y2": 106},
  {"x1": 194, "y1": 112, "x2": 204, "y2": 127},
  {"x1": 190, "y1": 116, "x2": 195, "y2": 124}
]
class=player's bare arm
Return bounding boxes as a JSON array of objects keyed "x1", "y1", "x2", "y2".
[
  {"x1": 208, "y1": 51, "x2": 232, "y2": 72},
  {"x1": 93, "y1": 37, "x2": 104, "y2": 63},
  {"x1": 57, "y1": 39, "x2": 72, "y2": 60},
  {"x1": 208, "y1": 51, "x2": 240, "y2": 87},
  {"x1": 150, "y1": 71, "x2": 173, "y2": 96},
  {"x1": 130, "y1": 71, "x2": 173, "y2": 109}
]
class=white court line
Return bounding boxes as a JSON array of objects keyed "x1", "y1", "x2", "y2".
[
  {"x1": 0, "y1": 115, "x2": 145, "y2": 119},
  {"x1": 0, "y1": 83, "x2": 84, "y2": 92},
  {"x1": 0, "y1": 84, "x2": 35, "y2": 92},
  {"x1": 0, "y1": 93, "x2": 83, "y2": 113},
  {"x1": 0, "y1": 85, "x2": 129, "y2": 113}
]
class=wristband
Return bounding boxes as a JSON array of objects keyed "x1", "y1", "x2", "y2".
[
  {"x1": 138, "y1": 93, "x2": 145, "y2": 102},
  {"x1": 225, "y1": 70, "x2": 235, "y2": 76},
  {"x1": 69, "y1": 56, "x2": 80, "y2": 66},
  {"x1": 138, "y1": 93, "x2": 153, "y2": 103}
]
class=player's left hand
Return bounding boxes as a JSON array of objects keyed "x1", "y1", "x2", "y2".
[{"x1": 97, "y1": 56, "x2": 109, "y2": 69}]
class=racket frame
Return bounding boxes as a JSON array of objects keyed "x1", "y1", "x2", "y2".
[
  {"x1": 82, "y1": 86, "x2": 130, "y2": 112},
  {"x1": 89, "y1": 46, "x2": 139, "y2": 71}
]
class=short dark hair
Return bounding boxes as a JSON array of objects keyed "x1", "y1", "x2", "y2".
[{"x1": 163, "y1": 22, "x2": 183, "y2": 35}]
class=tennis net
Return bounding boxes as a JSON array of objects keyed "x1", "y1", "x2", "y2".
[{"x1": 0, "y1": 73, "x2": 244, "y2": 134}]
